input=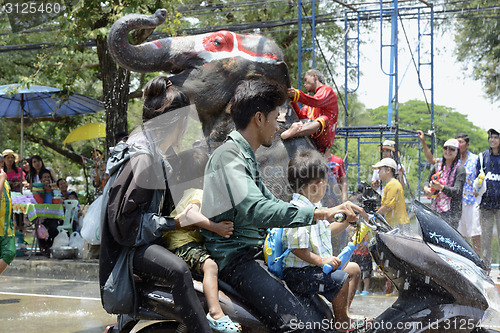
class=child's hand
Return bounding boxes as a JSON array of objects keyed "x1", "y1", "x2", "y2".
[
  {"x1": 211, "y1": 221, "x2": 234, "y2": 238},
  {"x1": 322, "y1": 256, "x2": 341, "y2": 271}
]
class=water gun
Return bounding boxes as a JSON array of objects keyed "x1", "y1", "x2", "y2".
[
  {"x1": 473, "y1": 170, "x2": 487, "y2": 202},
  {"x1": 476, "y1": 170, "x2": 485, "y2": 189},
  {"x1": 323, "y1": 223, "x2": 371, "y2": 274},
  {"x1": 430, "y1": 170, "x2": 443, "y2": 198}
]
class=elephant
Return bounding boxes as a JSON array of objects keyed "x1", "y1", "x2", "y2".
[
  {"x1": 108, "y1": 9, "x2": 292, "y2": 143},
  {"x1": 108, "y1": 9, "x2": 319, "y2": 201}
]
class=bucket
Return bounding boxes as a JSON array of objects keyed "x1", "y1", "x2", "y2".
[
  {"x1": 43, "y1": 189, "x2": 53, "y2": 204},
  {"x1": 32, "y1": 183, "x2": 45, "y2": 204},
  {"x1": 52, "y1": 189, "x2": 61, "y2": 204}
]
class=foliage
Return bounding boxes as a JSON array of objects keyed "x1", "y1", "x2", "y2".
[
  {"x1": 450, "y1": 0, "x2": 499, "y2": 102},
  {"x1": 0, "y1": 0, "x2": 185, "y2": 195},
  {"x1": 368, "y1": 100, "x2": 489, "y2": 154}
]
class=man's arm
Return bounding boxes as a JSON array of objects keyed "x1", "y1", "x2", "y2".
[
  {"x1": 291, "y1": 86, "x2": 337, "y2": 109},
  {"x1": 314, "y1": 201, "x2": 368, "y2": 223},
  {"x1": 205, "y1": 146, "x2": 366, "y2": 228},
  {"x1": 417, "y1": 130, "x2": 438, "y2": 164},
  {"x1": 280, "y1": 120, "x2": 321, "y2": 140},
  {"x1": 377, "y1": 205, "x2": 391, "y2": 215}
]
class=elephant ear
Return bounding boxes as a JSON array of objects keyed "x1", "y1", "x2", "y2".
[{"x1": 278, "y1": 62, "x2": 291, "y2": 88}]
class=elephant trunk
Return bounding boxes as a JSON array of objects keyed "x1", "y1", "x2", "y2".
[{"x1": 108, "y1": 9, "x2": 172, "y2": 73}]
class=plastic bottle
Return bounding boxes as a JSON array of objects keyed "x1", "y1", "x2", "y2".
[
  {"x1": 323, "y1": 222, "x2": 371, "y2": 274},
  {"x1": 323, "y1": 263, "x2": 334, "y2": 274},
  {"x1": 323, "y1": 242, "x2": 356, "y2": 274}
]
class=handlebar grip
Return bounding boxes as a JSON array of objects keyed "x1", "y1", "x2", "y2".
[{"x1": 333, "y1": 213, "x2": 346, "y2": 222}]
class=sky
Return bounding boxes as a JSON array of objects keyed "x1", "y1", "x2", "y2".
[{"x1": 351, "y1": 21, "x2": 499, "y2": 131}]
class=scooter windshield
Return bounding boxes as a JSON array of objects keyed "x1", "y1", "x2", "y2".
[
  {"x1": 412, "y1": 200, "x2": 486, "y2": 270},
  {"x1": 125, "y1": 104, "x2": 211, "y2": 218}
]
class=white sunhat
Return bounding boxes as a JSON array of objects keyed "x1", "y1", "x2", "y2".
[
  {"x1": 372, "y1": 157, "x2": 397, "y2": 170},
  {"x1": 443, "y1": 138, "x2": 460, "y2": 150},
  {"x1": 487, "y1": 127, "x2": 500, "y2": 135}
]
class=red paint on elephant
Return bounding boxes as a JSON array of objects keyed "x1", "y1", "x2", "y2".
[
  {"x1": 201, "y1": 31, "x2": 278, "y2": 61},
  {"x1": 202, "y1": 31, "x2": 234, "y2": 53}
]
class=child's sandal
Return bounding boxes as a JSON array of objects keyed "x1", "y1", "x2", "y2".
[{"x1": 206, "y1": 313, "x2": 242, "y2": 333}]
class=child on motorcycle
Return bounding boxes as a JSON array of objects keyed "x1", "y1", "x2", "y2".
[
  {"x1": 163, "y1": 148, "x2": 241, "y2": 333},
  {"x1": 282, "y1": 148, "x2": 365, "y2": 333}
]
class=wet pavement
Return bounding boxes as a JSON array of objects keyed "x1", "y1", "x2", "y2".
[
  {"x1": 0, "y1": 275, "x2": 114, "y2": 333},
  {"x1": 1, "y1": 257, "x2": 500, "y2": 332}
]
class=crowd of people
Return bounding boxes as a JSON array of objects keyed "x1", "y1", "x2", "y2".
[
  {"x1": 418, "y1": 129, "x2": 500, "y2": 275},
  {"x1": 0, "y1": 68, "x2": 498, "y2": 332},
  {"x1": 0, "y1": 147, "x2": 100, "y2": 262}
]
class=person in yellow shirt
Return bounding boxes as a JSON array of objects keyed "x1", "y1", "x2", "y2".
[
  {"x1": 163, "y1": 148, "x2": 240, "y2": 333},
  {"x1": 372, "y1": 158, "x2": 410, "y2": 232},
  {"x1": 0, "y1": 168, "x2": 15, "y2": 275}
]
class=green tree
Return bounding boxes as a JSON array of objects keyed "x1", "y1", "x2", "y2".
[
  {"x1": 367, "y1": 100, "x2": 489, "y2": 154},
  {"x1": 0, "y1": 0, "x2": 184, "y2": 199},
  {"x1": 451, "y1": 0, "x2": 499, "y2": 101}
]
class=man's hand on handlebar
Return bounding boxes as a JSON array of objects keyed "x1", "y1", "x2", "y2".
[{"x1": 314, "y1": 201, "x2": 368, "y2": 224}]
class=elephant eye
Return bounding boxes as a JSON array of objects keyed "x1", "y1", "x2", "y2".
[{"x1": 213, "y1": 39, "x2": 221, "y2": 46}]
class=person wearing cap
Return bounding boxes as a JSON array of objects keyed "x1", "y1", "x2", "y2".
[
  {"x1": 280, "y1": 69, "x2": 339, "y2": 154},
  {"x1": 371, "y1": 140, "x2": 405, "y2": 194},
  {"x1": 372, "y1": 158, "x2": 410, "y2": 231},
  {"x1": 455, "y1": 134, "x2": 481, "y2": 254},
  {"x1": 424, "y1": 139, "x2": 466, "y2": 229},
  {"x1": 474, "y1": 127, "x2": 500, "y2": 273}
]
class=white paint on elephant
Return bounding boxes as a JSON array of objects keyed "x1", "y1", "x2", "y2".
[{"x1": 193, "y1": 31, "x2": 278, "y2": 64}]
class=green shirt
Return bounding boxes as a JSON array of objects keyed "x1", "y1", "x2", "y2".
[{"x1": 201, "y1": 131, "x2": 315, "y2": 270}]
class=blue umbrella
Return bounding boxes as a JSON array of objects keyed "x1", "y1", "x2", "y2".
[{"x1": 0, "y1": 84, "x2": 104, "y2": 165}]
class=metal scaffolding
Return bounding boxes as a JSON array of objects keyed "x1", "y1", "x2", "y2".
[{"x1": 297, "y1": 0, "x2": 436, "y2": 198}]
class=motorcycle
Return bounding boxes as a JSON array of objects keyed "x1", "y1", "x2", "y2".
[
  {"x1": 356, "y1": 181, "x2": 500, "y2": 333},
  {"x1": 105, "y1": 182, "x2": 500, "y2": 333}
]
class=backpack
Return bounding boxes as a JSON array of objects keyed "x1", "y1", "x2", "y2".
[
  {"x1": 81, "y1": 142, "x2": 130, "y2": 245},
  {"x1": 264, "y1": 228, "x2": 292, "y2": 279}
]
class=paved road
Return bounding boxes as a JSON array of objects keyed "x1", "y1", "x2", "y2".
[
  {"x1": 1, "y1": 275, "x2": 499, "y2": 333},
  {"x1": 0, "y1": 275, "x2": 114, "y2": 333}
]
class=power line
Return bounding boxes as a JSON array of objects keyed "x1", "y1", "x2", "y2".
[{"x1": 0, "y1": 3, "x2": 498, "y2": 53}]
